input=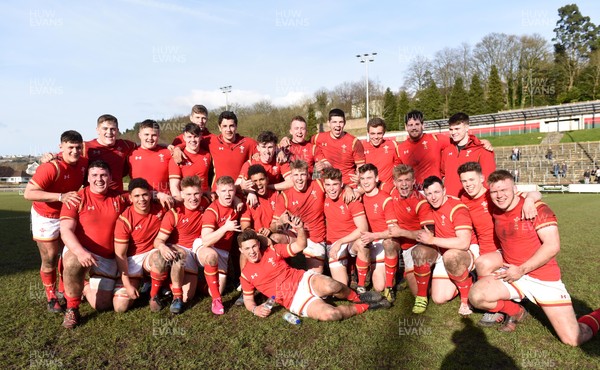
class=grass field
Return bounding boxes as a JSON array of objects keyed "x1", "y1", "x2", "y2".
[
  {"x1": 1, "y1": 192, "x2": 599, "y2": 369},
  {"x1": 561, "y1": 127, "x2": 600, "y2": 144}
]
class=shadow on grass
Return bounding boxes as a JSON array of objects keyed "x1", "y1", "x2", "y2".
[
  {"x1": 440, "y1": 317, "x2": 517, "y2": 370},
  {"x1": 0, "y1": 209, "x2": 40, "y2": 275},
  {"x1": 525, "y1": 297, "x2": 600, "y2": 356}
]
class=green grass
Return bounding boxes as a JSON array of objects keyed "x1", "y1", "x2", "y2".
[
  {"x1": 1, "y1": 192, "x2": 599, "y2": 369},
  {"x1": 479, "y1": 132, "x2": 548, "y2": 148},
  {"x1": 561, "y1": 127, "x2": 600, "y2": 143}
]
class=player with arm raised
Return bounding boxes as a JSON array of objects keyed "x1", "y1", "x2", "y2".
[{"x1": 24, "y1": 130, "x2": 88, "y2": 313}]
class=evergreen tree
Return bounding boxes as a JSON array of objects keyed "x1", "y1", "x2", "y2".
[
  {"x1": 418, "y1": 79, "x2": 444, "y2": 120},
  {"x1": 382, "y1": 88, "x2": 398, "y2": 128},
  {"x1": 397, "y1": 90, "x2": 410, "y2": 130},
  {"x1": 467, "y1": 74, "x2": 486, "y2": 115},
  {"x1": 487, "y1": 65, "x2": 505, "y2": 112},
  {"x1": 448, "y1": 77, "x2": 468, "y2": 116},
  {"x1": 307, "y1": 105, "x2": 318, "y2": 137}
]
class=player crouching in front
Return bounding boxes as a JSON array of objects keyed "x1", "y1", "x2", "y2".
[{"x1": 239, "y1": 215, "x2": 390, "y2": 322}]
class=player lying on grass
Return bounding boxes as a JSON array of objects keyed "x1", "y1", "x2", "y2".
[{"x1": 239, "y1": 215, "x2": 390, "y2": 321}]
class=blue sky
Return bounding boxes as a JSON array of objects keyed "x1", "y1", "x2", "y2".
[{"x1": 1, "y1": 0, "x2": 598, "y2": 155}]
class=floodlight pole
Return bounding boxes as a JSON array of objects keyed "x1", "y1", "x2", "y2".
[
  {"x1": 220, "y1": 85, "x2": 232, "y2": 110},
  {"x1": 356, "y1": 53, "x2": 377, "y2": 123}
]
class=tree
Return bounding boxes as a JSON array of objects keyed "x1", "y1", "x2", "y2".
[
  {"x1": 467, "y1": 74, "x2": 486, "y2": 115},
  {"x1": 396, "y1": 90, "x2": 410, "y2": 131},
  {"x1": 307, "y1": 105, "x2": 318, "y2": 136},
  {"x1": 417, "y1": 78, "x2": 443, "y2": 120},
  {"x1": 448, "y1": 77, "x2": 468, "y2": 115},
  {"x1": 382, "y1": 88, "x2": 398, "y2": 129},
  {"x1": 553, "y1": 4, "x2": 600, "y2": 92},
  {"x1": 487, "y1": 65, "x2": 505, "y2": 112},
  {"x1": 403, "y1": 55, "x2": 432, "y2": 94}
]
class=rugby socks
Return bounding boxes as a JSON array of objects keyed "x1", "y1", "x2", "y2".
[
  {"x1": 448, "y1": 269, "x2": 472, "y2": 304},
  {"x1": 356, "y1": 257, "x2": 370, "y2": 288},
  {"x1": 150, "y1": 271, "x2": 167, "y2": 298},
  {"x1": 384, "y1": 255, "x2": 398, "y2": 288},
  {"x1": 347, "y1": 290, "x2": 360, "y2": 303},
  {"x1": 354, "y1": 303, "x2": 369, "y2": 315},
  {"x1": 40, "y1": 270, "x2": 57, "y2": 300},
  {"x1": 413, "y1": 263, "x2": 431, "y2": 297},
  {"x1": 64, "y1": 293, "x2": 81, "y2": 310},
  {"x1": 204, "y1": 264, "x2": 221, "y2": 299},
  {"x1": 578, "y1": 309, "x2": 600, "y2": 337},
  {"x1": 171, "y1": 286, "x2": 183, "y2": 299},
  {"x1": 490, "y1": 300, "x2": 521, "y2": 316}
]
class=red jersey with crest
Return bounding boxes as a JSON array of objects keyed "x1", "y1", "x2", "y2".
[
  {"x1": 84, "y1": 139, "x2": 136, "y2": 192},
  {"x1": 459, "y1": 189, "x2": 500, "y2": 255},
  {"x1": 362, "y1": 138, "x2": 402, "y2": 185},
  {"x1": 114, "y1": 202, "x2": 165, "y2": 256},
  {"x1": 202, "y1": 199, "x2": 241, "y2": 252},
  {"x1": 362, "y1": 190, "x2": 397, "y2": 233},
  {"x1": 274, "y1": 180, "x2": 326, "y2": 242},
  {"x1": 205, "y1": 134, "x2": 258, "y2": 190},
  {"x1": 324, "y1": 197, "x2": 365, "y2": 244},
  {"x1": 240, "y1": 189, "x2": 278, "y2": 230},
  {"x1": 430, "y1": 196, "x2": 474, "y2": 253},
  {"x1": 389, "y1": 188, "x2": 434, "y2": 250},
  {"x1": 129, "y1": 146, "x2": 172, "y2": 194},
  {"x1": 238, "y1": 158, "x2": 291, "y2": 184},
  {"x1": 168, "y1": 148, "x2": 212, "y2": 192},
  {"x1": 312, "y1": 132, "x2": 365, "y2": 186},
  {"x1": 288, "y1": 140, "x2": 316, "y2": 174},
  {"x1": 241, "y1": 243, "x2": 304, "y2": 309},
  {"x1": 160, "y1": 199, "x2": 209, "y2": 249},
  {"x1": 29, "y1": 157, "x2": 88, "y2": 218},
  {"x1": 397, "y1": 133, "x2": 451, "y2": 186},
  {"x1": 441, "y1": 134, "x2": 496, "y2": 197},
  {"x1": 491, "y1": 198, "x2": 560, "y2": 281},
  {"x1": 60, "y1": 187, "x2": 128, "y2": 259}
]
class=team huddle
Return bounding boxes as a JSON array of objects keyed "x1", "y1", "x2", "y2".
[{"x1": 24, "y1": 106, "x2": 600, "y2": 346}]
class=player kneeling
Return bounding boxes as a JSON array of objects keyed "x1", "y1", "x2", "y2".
[
  {"x1": 113, "y1": 178, "x2": 168, "y2": 313},
  {"x1": 239, "y1": 215, "x2": 390, "y2": 321}
]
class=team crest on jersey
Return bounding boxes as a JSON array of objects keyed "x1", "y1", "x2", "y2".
[
  {"x1": 267, "y1": 257, "x2": 276, "y2": 267},
  {"x1": 135, "y1": 224, "x2": 143, "y2": 231},
  {"x1": 251, "y1": 273, "x2": 258, "y2": 279},
  {"x1": 239, "y1": 146, "x2": 245, "y2": 153},
  {"x1": 422, "y1": 141, "x2": 428, "y2": 150},
  {"x1": 135, "y1": 156, "x2": 142, "y2": 160},
  {"x1": 406, "y1": 206, "x2": 412, "y2": 213},
  {"x1": 403, "y1": 149, "x2": 410, "y2": 155},
  {"x1": 181, "y1": 218, "x2": 189, "y2": 224},
  {"x1": 441, "y1": 215, "x2": 446, "y2": 226},
  {"x1": 218, "y1": 146, "x2": 224, "y2": 151},
  {"x1": 159, "y1": 154, "x2": 165, "y2": 162},
  {"x1": 341, "y1": 144, "x2": 347, "y2": 153},
  {"x1": 292, "y1": 200, "x2": 299, "y2": 206},
  {"x1": 481, "y1": 201, "x2": 488, "y2": 213},
  {"x1": 203, "y1": 157, "x2": 208, "y2": 165},
  {"x1": 64, "y1": 174, "x2": 70, "y2": 180},
  {"x1": 87, "y1": 205, "x2": 95, "y2": 211},
  {"x1": 113, "y1": 200, "x2": 119, "y2": 212},
  {"x1": 311, "y1": 190, "x2": 317, "y2": 198},
  {"x1": 92, "y1": 149, "x2": 101, "y2": 156},
  {"x1": 339, "y1": 205, "x2": 346, "y2": 215},
  {"x1": 373, "y1": 203, "x2": 379, "y2": 214},
  {"x1": 364, "y1": 149, "x2": 370, "y2": 155},
  {"x1": 383, "y1": 145, "x2": 389, "y2": 154},
  {"x1": 466, "y1": 150, "x2": 472, "y2": 157},
  {"x1": 324, "y1": 202, "x2": 329, "y2": 208},
  {"x1": 513, "y1": 217, "x2": 520, "y2": 230}
]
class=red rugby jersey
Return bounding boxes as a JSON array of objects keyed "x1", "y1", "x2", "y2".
[
  {"x1": 205, "y1": 134, "x2": 258, "y2": 190},
  {"x1": 362, "y1": 138, "x2": 402, "y2": 185},
  {"x1": 429, "y1": 196, "x2": 474, "y2": 254},
  {"x1": 362, "y1": 190, "x2": 397, "y2": 233},
  {"x1": 168, "y1": 148, "x2": 212, "y2": 192},
  {"x1": 389, "y1": 188, "x2": 433, "y2": 250},
  {"x1": 114, "y1": 202, "x2": 165, "y2": 256},
  {"x1": 312, "y1": 132, "x2": 365, "y2": 186},
  {"x1": 240, "y1": 189, "x2": 278, "y2": 230},
  {"x1": 129, "y1": 146, "x2": 172, "y2": 194},
  {"x1": 160, "y1": 199, "x2": 208, "y2": 249},
  {"x1": 397, "y1": 133, "x2": 450, "y2": 186},
  {"x1": 324, "y1": 197, "x2": 365, "y2": 244},
  {"x1": 84, "y1": 138, "x2": 136, "y2": 192},
  {"x1": 202, "y1": 199, "x2": 241, "y2": 252}
]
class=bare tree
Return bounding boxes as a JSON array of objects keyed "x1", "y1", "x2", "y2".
[{"x1": 403, "y1": 55, "x2": 432, "y2": 94}]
